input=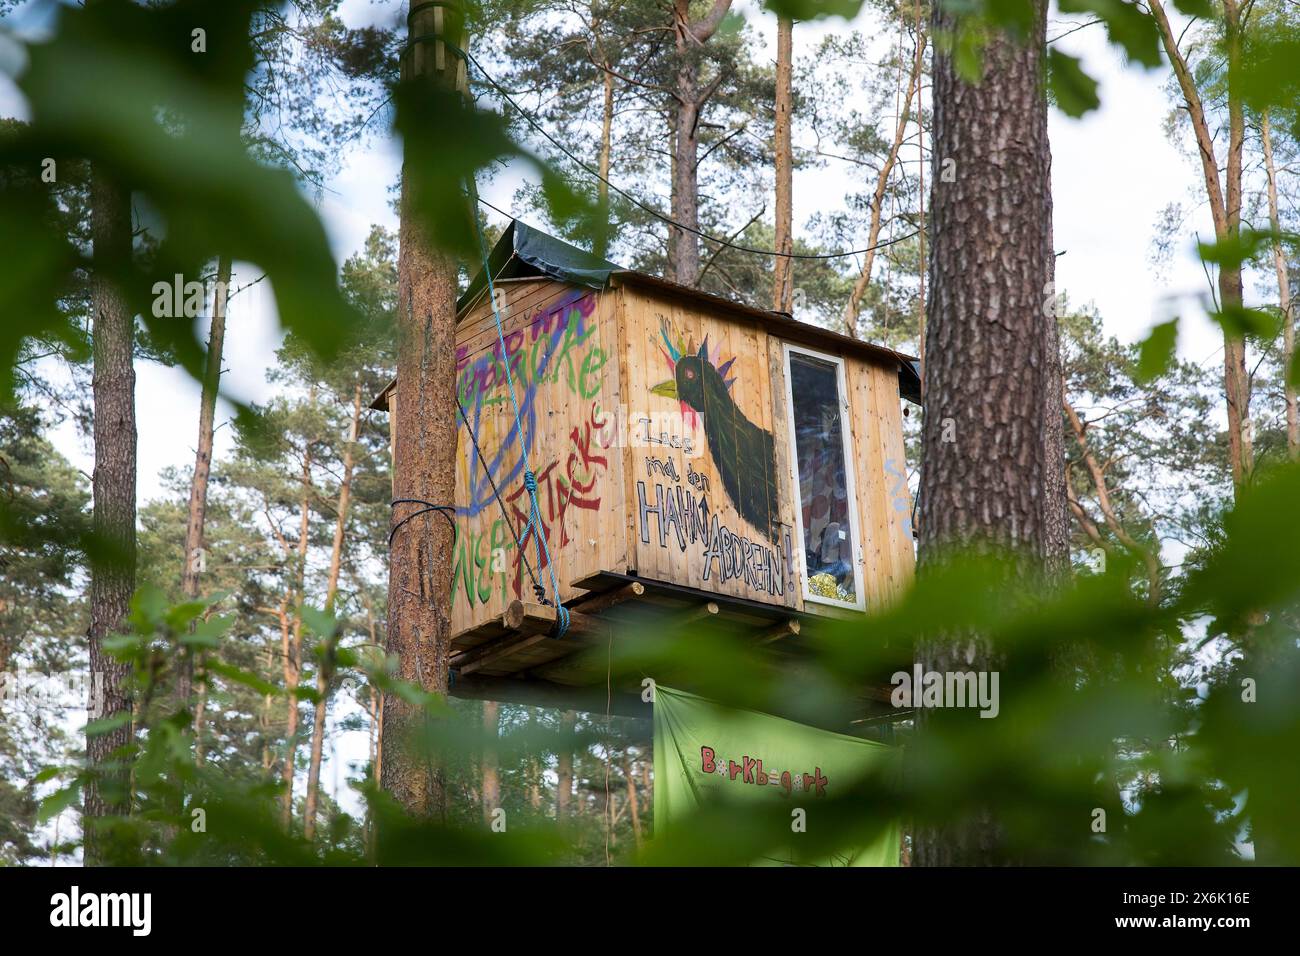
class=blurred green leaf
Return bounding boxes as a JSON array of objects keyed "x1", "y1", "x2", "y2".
[
  {"x1": 1135, "y1": 318, "x2": 1178, "y2": 383},
  {"x1": 1048, "y1": 49, "x2": 1101, "y2": 117},
  {"x1": 85, "y1": 712, "x2": 132, "y2": 737},
  {"x1": 1059, "y1": 0, "x2": 1162, "y2": 69},
  {"x1": 1197, "y1": 230, "x2": 1275, "y2": 271},
  {"x1": 1213, "y1": 303, "x2": 1277, "y2": 339},
  {"x1": 37, "y1": 781, "x2": 82, "y2": 824},
  {"x1": 299, "y1": 605, "x2": 339, "y2": 639},
  {"x1": 763, "y1": 0, "x2": 863, "y2": 20},
  {"x1": 205, "y1": 659, "x2": 277, "y2": 697}
]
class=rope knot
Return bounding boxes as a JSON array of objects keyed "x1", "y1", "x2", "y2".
[{"x1": 523, "y1": 469, "x2": 538, "y2": 494}]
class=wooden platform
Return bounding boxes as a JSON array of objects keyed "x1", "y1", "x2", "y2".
[{"x1": 446, "y1": 569, "x2": 908, "y2": 726}]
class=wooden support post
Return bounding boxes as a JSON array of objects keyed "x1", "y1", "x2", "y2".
[
  {"x1": 573, "y1": 580, "x2": 644, "y2": 615},
  {"x1": 502, "y1": 600, "x2": 607, "y2": 638},
  {"x1": 450, "y1": 600, "x2": 613, "y2": 678},
  {"x1": 675, "y1": 601, "x2": 719, "y2": 627},
  {"x1": 454, "y1": 630, "x2": 552, "y2": 676},
  {"x1": 756, "y1": 618, "x2": 800, "y2": 645}
]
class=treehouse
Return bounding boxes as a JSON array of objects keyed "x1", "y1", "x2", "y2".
[{"x1": 373, "y1": 221, "x2": 921, "y2": 722}]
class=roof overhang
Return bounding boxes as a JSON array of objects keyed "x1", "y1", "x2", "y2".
[{"x1": 429, "y1": 218, "x2": 923, "y2": 408}]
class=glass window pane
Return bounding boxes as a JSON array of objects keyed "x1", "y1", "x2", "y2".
[{"x1": 789, "y1": 353, "x2": 856, "y2": 603}]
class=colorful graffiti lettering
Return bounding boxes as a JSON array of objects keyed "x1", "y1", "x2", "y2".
[
  {"x1": 456, "y1": 290, "x2": 606, "y2": 520},
  {"x1": 637, "y1": 466, "x2": 792, "y2": 598},
  {"x1": 452, "y1": 402, "x2": 613, "y2": 609}
]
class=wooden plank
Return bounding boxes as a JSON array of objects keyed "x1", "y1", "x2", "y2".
[
  {"x1": 571, "y1": 580, "x2": 645, "y2": 614},
  {"x1": 451, "y1": 279, "x2": 622, "y2": 639},
  {"x1": 501, "y1": 600, "x2": 610, "y2": 640},
  {"x1": 766, "y1": 335, "x2": 801, "y2": 609},
  {"x1": 675, "y1": 600, "x2": 720, "y2": 625},
  {"x1": 870, "y1": 358, "x2": 916, "y2": 601},
  {"x1": 622, "y1": 284, "x2": 791, "y2": 608},
  {"x1": 755, "y1": 618, "x2": 800, "y2": 645},
  {"x1": 454, "y1": 630, "x2": 552, "y2": 676}
]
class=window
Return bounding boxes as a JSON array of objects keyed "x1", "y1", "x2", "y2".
[{"x1": 782, "y1": 345, "x2": 864, "y2": 610}]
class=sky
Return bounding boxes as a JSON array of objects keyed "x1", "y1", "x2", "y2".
[{"x1": 0, "y1": 0, "x2": 1246, "y2": 829}]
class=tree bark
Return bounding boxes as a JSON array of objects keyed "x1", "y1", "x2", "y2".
[
  {"x1": 179, "y1": 254, "x2": 231, "y2": 712},
  {"x1": 623, "y1": 754, "x2": 642, "y2": 848},
  {"x1": 913, "y1": 0, "x2": 1056, "y2": 866},
  {"x1": 481, "y1": 700, "x2": 500, "y2": 825},
  {"x1": 1261, "y1": 110, "x2": 1297, "y2": 458},
  {"x1": 556, "y1": 709, "x2": 575, "y2": 818},
  {"x1": 381, "y1": 0, "x2": 463, "y2": 820},
  {"x1": 280, "y1": 440, "x2": 312, "y2": 831},
  {"x1": 914, "y1": 0, "x2": 927, "y2": 376},
  {"x1": 596, "y1": 65, "x2": 615, "y2": 260},
  {"x1": 304, "y1": 379, "x2": 363, "y2": 840},
  {"x1": 771, "y1": 16, "x2": 794, "y2": 313},
  {"x1": 667, "y1": 0, "x2": 733, "y2": 286},
  {"x1": 84, "y1": 166, "x2": 136, "y2": 866},
  {"x1": 1150, "y1": 0, "x2": 1252, "y2": 492}
]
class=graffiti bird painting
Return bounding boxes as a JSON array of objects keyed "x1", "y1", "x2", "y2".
[{"x1": 651, "y1": 319, "x2": 780, "y2": 542}]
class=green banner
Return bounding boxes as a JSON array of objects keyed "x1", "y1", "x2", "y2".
[{"x1": 652, "y1": 685, "x2": 901, "y2": 866}]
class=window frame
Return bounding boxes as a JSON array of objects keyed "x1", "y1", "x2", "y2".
[{"x1": 781, "y1": 342, "x2": 867, "y2": 612}]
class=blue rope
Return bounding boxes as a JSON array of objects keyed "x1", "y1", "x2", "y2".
[{"x1": 466, "y1": 182, "x2": 570, "y2": 638}]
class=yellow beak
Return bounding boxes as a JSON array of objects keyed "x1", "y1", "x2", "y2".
[{"x1": 651, "y1": 379, "x2": 678, "y2": 399}]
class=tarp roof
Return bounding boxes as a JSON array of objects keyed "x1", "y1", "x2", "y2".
[
  {"x1": 456, "y1": 219, "x2": 922, "y2": 404},
  {"x1": 456, "y1": 220, "x2": 619, "y2": 312}
]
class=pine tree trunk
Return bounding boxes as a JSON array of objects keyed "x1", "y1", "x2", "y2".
[
  {"x1": 179, "y1": 254, "x2": 231, "y2": 711},
  {"x1": 481, "y1": 700, "x2": 500, "y2": 826},
  {"x1": 280, "y1": 441, "x2": 311, "y2": 832},
  {"x1": 556, "y1": 709, "x2": 575, "y2": 818},
  {"x1": 771, "y1": 16, "x2": 794, "y2": 313},
  {"x1": 913, "y1": 1, "x2": 1056, "y2": 866},
  {"x1": 84, "y1": 166, "x2": 136, "y2": 866},
  {"x1": 842, "y1": 31, "x2": 925, "y2": 338},
  {"x1": 381, "y1": 0, "x2": 463, "y2": 820},
  {"x1": 1150, "y1": 0, "x2": 1252, "y2": 492},
  {"x1": 596, "y1": 66, "x2": 615, "y2": 260},
  {"x1": 1261, "y1": 111, "x2": 1297, "y2": 458},
  {"x1": 304, "y1": 380, "x2": 363, "y2": 839},
  {"x1": 623, "y1": 754, "x2": 642, "y2": 848},
  {"x1": 276, "y1": 597, "x2": 297, "y2": 829},
  {"x1": 1220, "y1": 0, "x2": 1252, "y2": 488},
  {"x1": 670, "y1": 44, "x2": 702, "y2": 285},
  {"x1": 914, "y1": 0, "x2": 927, "y2": 376},
  {"x1": 667, "y1": 0, "x2": 733, "y2": 287}
]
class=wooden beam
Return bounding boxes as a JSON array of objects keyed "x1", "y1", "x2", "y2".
[
  {"x1": 453, "y1": 630, "x2": 551, "y2": 676},
  {"x1": 674, "y1": 601, "x2": 719, "y2": 627},
  {"x1": 755, "y1": 617, "x2": 800, "y2": 645},
  {"x1": 571, "y1": 581, "x2": 644, "y2": 615},
  {"x1": 502, "y1": 599, "x2": 609, "y2": 638}
]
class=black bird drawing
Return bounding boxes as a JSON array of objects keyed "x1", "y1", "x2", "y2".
[{"x1": 651, "y1": 329, "x2": 780, "y2": 542}]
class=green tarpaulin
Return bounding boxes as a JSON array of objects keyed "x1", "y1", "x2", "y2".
[{"x1": 653, "y1": 685, "x2": 901, "y2": 866}]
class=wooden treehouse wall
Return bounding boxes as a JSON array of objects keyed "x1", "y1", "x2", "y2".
[
  {"x1": 616, "y1": 283, "x2": 799, "y2": 609},
  {"x1": 437, "y1": 275, "x2": 914, "y2": 640},
  {"x1": 451, "y1": 277, "x2": 627, "y2": 637},
  {"x1": 613, "y1": 280, "x2": 915, "y2": 615}
]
